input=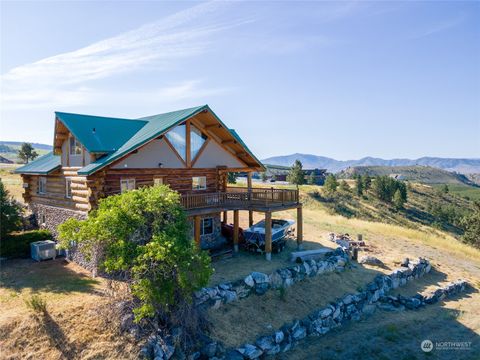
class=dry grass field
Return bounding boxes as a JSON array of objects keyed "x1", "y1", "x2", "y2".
[
  {"x1": 206, "y1": 208, "x2": 480, "y2": 359},
  {"x1": 0, "y1": 260, "x2": 139, "y2": 360},
  {"x1": 1, "y1": 176, "x2": 479, "y2": 359}
]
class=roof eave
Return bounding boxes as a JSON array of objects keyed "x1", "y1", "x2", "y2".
[
  {"x1": 15, "y1": 165, "x2": 61, "y2": 175},
  {"x1": 203, "y1": 105, "x2": 264, "y2": 169}
]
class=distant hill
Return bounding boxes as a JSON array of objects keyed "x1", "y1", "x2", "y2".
[
  {"x1": 262, "y1": 153, "x2": 480, "y2": 174},
  {"x1": 0, "y1": 141, "x2": 52, "y2": 163},
  {"x1": 338, "y1": 165, "x2": 476, "y2": 185}
]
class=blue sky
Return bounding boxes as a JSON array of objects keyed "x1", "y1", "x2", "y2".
[{"x1": 1, "y1": 1, "x2": 479, "y2": 160}]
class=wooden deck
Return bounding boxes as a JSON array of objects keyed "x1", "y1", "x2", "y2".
[{"x1": 181, "y1": 187, "x2": 300, "y2": 215}]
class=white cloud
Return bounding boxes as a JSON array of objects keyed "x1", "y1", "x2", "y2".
[{"x1": 0, "y1": 1, "x2": 244, "y2": 110}]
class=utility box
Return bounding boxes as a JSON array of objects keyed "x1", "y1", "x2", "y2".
[{"x1": 31, "y1": 240, "x2": 56, "y2": 262}]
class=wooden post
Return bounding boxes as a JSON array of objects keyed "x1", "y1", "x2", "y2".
[
  {"x1": 186, "y1": 120, "x2": 191, "y2": 167},
  {"x1": 223, "y1": 210, "x2": 228, "y2": 225},
  {"x1": 194, "y1": 215, "x2": 201, "y2": 247},
  {"x1": 265, "y1": 211, "x2": 272, "y2": 261},
  {"x1": 247, "y1": 172, "x2": 253, "y2": 226},
  {"x1": 233, "y1": 210, "x2": 239, "y2": 252},
  {"x1": 297, "y1": 206, "x2": 303, "y2": 250}
]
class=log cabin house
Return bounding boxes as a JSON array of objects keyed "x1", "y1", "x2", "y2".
[{"x1": 15, "y1": 105, "x2": 303, "y2": 260}]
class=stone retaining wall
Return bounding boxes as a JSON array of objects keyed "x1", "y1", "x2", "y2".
[
  {"x1": 194, "y1": 248, "x2": 349, "y2": 310},
  {"x1": 140, "y1": 258, "x2": 472, "y2": 360}
]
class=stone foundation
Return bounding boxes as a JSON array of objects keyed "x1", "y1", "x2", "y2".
[
  {"x1": 29, "y1": 203, "x2": 86, "y2": 238},
  {"x1": 189, "y1": 213, "x2": 225, "y2": 250}
]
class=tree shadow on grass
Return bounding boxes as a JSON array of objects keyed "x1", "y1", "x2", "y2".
[
  {"x1": 0, "y1": 258, "x2": 100, "y2": 295},
  {"x1": 37, "y1": 310, "x2": 77, "y2": 358}
]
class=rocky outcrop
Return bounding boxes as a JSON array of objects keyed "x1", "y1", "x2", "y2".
[{"x1": 193, "y1": 248, "x2": 350, "y2": 309}]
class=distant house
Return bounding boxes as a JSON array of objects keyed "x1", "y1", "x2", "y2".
[
  {"x1": 0, "y1": 155, "x2": 14, "y2": 164},
  {"x1": 15, "y1": 105, "x2": 303, "y2": 259},
  {"x1": 304, "y1": 168, "x2": 327, "y2": 185}
]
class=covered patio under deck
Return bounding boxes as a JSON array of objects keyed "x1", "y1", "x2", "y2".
[{"x1": 182, "y1": 181, "x2": 303, "y2": 261}]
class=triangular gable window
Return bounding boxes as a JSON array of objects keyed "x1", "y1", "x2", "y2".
[
  {"x1": 191, "y1": 125, "x2": 207, "y2": 160},
  {"x1": 165, "y1": 124, "x2": 186, "y2": 161}
]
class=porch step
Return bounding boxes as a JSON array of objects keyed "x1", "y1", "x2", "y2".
[{"x1": 210, "y1": 248, "x2": 233, "y2": 261}]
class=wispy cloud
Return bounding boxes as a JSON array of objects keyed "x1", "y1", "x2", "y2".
[
  {"x1": 1, "y1": 1, "x2": 245, "y2": 109},
  {"x1": 412, "y1": 15, "x2": 465, "y2": 39}
]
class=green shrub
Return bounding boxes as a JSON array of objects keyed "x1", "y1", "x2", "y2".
[
  {"x1": 58, "y1": 185, "x2": 213, "y2": 321},
  {"x1": 25, "y1": 294, "x2": 47, "y2": 313},
  {"x1": 0, "y1": 229, "x2": 52, "y2": 258}
]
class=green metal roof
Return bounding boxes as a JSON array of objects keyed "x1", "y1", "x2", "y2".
[
  {"x1": 55, "y1": 112, "x2": 147, "y2": 153},
  {"x1": 14, "y1": 152, "x2": 61, "y2": 175},
  {"x1": 78, "y1": 105, "x2": 207, "y2": 175},
  {"x1": 17, "y1": 105, "x2": 263, "y2": 176}
]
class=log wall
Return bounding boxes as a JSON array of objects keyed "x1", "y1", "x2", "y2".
[{"x1": 22, "y1": 167, "x2": 90, "y2": 213}]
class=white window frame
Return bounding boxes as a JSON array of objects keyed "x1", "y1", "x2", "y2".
[
  {"x1": 69, "y1": 136, "x2": 82, "y2": 156},
  {"x1": 37, "y1": 177, "x2": 47, "y2": 195},
  {"x1": 201, "y1": 217, "x2": 214, "y2": 236},
  {"x1": 120, "y1": 178, "x2": 136, "y2": 193},
  {"x1": 192, "y1": 176, "x2": 207, "y2": 191},
  {"x1": 153, "y1": 177, "x2": 165, "y2": 186},
  {"x1": 65, "y1": 178, "x2": 72, "y2": 198}
]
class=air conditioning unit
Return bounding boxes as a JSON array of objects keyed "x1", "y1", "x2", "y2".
[{"x1": 31, "y1": 240, "x2": 57, "y2": 261}]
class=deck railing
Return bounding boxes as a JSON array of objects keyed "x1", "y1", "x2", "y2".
[{"x1": 180, "y1": 187, "x2": 299, "y2": 210}]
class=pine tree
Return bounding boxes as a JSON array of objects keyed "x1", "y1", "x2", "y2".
[
  {"x1": 355, "y1": 175, "x2": 363, "y2": 196},
  {"x1": 0, "y1": 180, "x2": 22, "y2": 237},
  {"x1": 362, "y1": 174, "x2": 372, "y2": 191},
  {"x1": 339, "y1": 180, "x2": 350, "y2": 192},
  {"x1": 18, "y1": 143, "x2": 38, "y2": 164},
  {"x1": 261, "y1": 172, "x2": 267, "y2": 182},
  {"x1": 227, "y1": 172, "x2": 237, "y2": 184},
  {"x1": 393, "y1": 189, "x2": 405, "y2": 209},
  {"x1": 461, "y1": 201, "x2": 480, "y2": 248},
  {"x1": 442, "y1": 184, "x2": 449, "y2": 194},
  {"x1": 324, "y1": 174, "x2": 338, "y2": 193},
  {"x1": 287, "y1": 160, "x2": 305, "y2": 185}
]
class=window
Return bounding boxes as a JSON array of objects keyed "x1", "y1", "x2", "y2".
[
  {"x1": 65, "y1": 178, "x2": 72, "y2": 198},
  {"x1": 120, "y1": 178, "x2": 135, "y2": 193},
  {"x1": 39, "y1": 212, "x2": 46, "y2": 225},
  {"x1": 201, "y1": 218, "x2": 214, "y2": 236},
  {"x1": 153, "y1": 177, "x2": 164, "y2": 186},
  {"x1": 69, "y1": 136, "x2": 82, "y2": 155},
  {"x1": 37, "y1": 177, "x2": 47, "y2": 195},
  {"x1": 165, "y1": 124, "x2": 186, "y2": 161},
  {"x1": 191, "y1": 125, "x2": 207, "y2": 160},
  {"x1": 192, "y1": 176, "x2": 206, "y2": 190}
]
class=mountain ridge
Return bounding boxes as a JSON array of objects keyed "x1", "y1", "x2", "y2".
[{"x1": 262, "y1": 153, "x2": 480, "y2": 174}]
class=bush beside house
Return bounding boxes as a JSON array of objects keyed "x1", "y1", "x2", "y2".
[{"x1": 1, "y1": 230, "x2": 52, "y2": 258}]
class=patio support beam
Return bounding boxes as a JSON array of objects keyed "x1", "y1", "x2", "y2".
[
  {"x1": 247, "y1": 173, "x2": 253, "y2": 227},
  {"x1": 265, "y1": 211, "x2": 272, "y2": 261},
  {"x1": 222, "y1": 210, "x2": 228, "y2": 225},
  {"x1": 297, "y1": 206, "x2": 303, "y2": 250},
  {"x1": 233, "y1": 210, "x2": 239, "y2": 252},
  {"x1": 194, "y1": 215, "x2": 201, "y2": 246}
]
